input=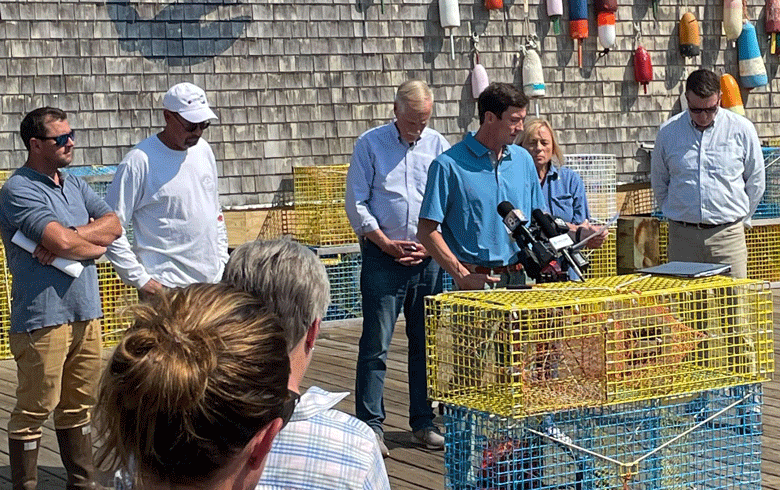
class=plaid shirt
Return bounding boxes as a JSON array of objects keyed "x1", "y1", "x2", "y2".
[{"x1": 256, "y1": 386, "x2": 391, "y2": 490}]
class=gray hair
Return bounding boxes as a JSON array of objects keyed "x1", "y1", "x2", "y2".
[
  {"x1": 395, "y1": 80, "x2": 433, "y2": 113},
  {"x1": 223, "y1": 238, "x2": 330, "y2": 351}
]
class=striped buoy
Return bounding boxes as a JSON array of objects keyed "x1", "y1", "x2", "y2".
[
  {"x1": 597, "y1": 12, "x2": 616, "y2": 52},
  {"x1": 720, "y1": 73, "x2": 745, "y2": 116},
  {"x1": 767, "y1": 0, "x2": 780, "y2": 55},
  {"x1": 569, "y1": 0, "x2": 588, "y2": 67},
  {"x1": 522, "y1": 48, "x2": 546, "y2": 98},
  {"x1": 737, "y1": 22, "x2": 768, "y2": 88},
  {"x1": 547, "y1": 0, "x2": 563, "y2": 34},
  {"x1": 679, "y1": 12, "x2": 701, "y2": 57}
]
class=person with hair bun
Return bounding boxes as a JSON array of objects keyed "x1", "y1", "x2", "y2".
[{"x1": 95, "y1": 283, "x2": 292, "y2": 490}]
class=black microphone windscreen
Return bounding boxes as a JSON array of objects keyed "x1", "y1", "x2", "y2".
[
  {"x1": 497, "y1": 201, "x2": 514, "y2": 218},
  {"x1": 532, "y1": 209, "x2": 559, "y2": 238}
]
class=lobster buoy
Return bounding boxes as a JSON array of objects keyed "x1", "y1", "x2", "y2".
[
  {"x1": 569, "y1": 0, "x2": 588, "y2": 68},
  {"x1": 547, "y1": 0, "x2": 563, "y2": 34},
  {"x1": 472, "y1": 61, "x2": 489, "y2": 99},
  {"x1": 679, "y1": 12, "x2": 701, "y2": 57},
  {"x1": 597, "y1": 12, "x2": 616, "y2": 52},
  {"x1": 634, "y1": 46, "x2": 652, "y2": 94},
  {"x1": 724, "y1": 0, "x2": 743, "y2": 41},
  {"x1": 439, "y1": 0, "x2": 461, "y2": 60},
  {"x1": 485, "y1": 0, "x2": 503, "y2": 9},
  {"x1": 767, "y1": 0, "x2": 780, "y2": 55},
  {"x1": 738, "y1": 22, "x2": 768, "y2": 88},
  {"x1": 522, "y1": 48, "x2": 546, "y2": 98},
  {"x1": 594, "y1": 0, "x2": 617, "y2": 12},
  {"x1": 720, "y1": 73, "x2": 745, "y2": 116}
]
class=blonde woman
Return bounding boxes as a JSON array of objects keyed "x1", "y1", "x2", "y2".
[{"x1": 519, "y1": 119, "x2": 606, "y2": 249}]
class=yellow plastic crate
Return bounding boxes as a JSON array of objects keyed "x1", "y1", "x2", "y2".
[
  {"x1": 581, "y1": 226, "x2": 616, "y2": 280},
  {"x1": 426, "y1": 275, "x2": 773, "y2": 418},
  {"x1": 659, "y1": 220, "x2": 780, "y2": 282},
  {"x1": 293, "y1": 165, "x2": 357, "y2": 246},
  {"x1": 0, "y1": 240, "x2": 12, "y2": 359},
  {"x1": 97, "y1": 262, "x2": 138, "y2": 348}
]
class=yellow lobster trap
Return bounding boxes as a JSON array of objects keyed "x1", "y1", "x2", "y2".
[
  {"x1": 426, "y1": 275, "x2": 773, "y2": 418},
  {"x1": 293, "y1": 164, "x2": 357, "y2": 246}
]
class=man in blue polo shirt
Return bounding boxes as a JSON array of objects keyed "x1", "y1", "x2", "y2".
[
  {"x1": 418, "y1": 82, "x2": 545, "y2": 290},
  {"x1": 0, "y1": 107, "x2": 121, "y2": 490}
]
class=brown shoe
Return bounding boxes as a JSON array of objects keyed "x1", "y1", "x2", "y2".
[
  {"x1": 56, "y1": 426, "x2": 105, "y2": 490},
  {"x1": 9, "y1": 437, "x2": 40, "y2": 490}
]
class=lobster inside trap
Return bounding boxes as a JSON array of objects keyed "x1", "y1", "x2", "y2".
[
  {"x1": 426, "y1": 277, "x2": 773, "y2": 417},
  {"x1": 443, "y1": 383, "x2": 762, "y2": 490}
]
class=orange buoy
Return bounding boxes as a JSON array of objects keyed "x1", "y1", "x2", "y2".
[
  {"x1": 485, "y1": 0, "x2": 503, "y2": 10},
  {"x1": 634, "y1": 46, "x2": 652, "y2": 94},
  {"x1": 679, "y1": 12, "x2": 701, "y2": 57},
  {"x1": 569, "y1": 0, "x2": 588, "y2": 67},
  {"x1": 720, "y1": 73, "x2": 745, "y2": 116}
]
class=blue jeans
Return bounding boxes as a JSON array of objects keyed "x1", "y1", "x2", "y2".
[{"x1": 355, "y1": 239, "x2": 442, "y2": 433}]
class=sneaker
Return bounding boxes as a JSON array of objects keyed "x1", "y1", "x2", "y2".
[
  {"x1": 412, "y1": 426, "x2": 445, "y2": 450},
  {"x1": 374, "y1": 431, "x2": 390, "y2": 458}
]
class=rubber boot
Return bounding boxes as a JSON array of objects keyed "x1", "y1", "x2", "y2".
[
  {"x1": 56, "y1": 425, "x2": 104, "y2": 490},
  {"x1": 9, "y1": 437, "x2": 40, "y2": 490}
]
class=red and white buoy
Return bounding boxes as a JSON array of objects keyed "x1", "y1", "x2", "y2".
[
  {"x1": 634, "y1": 46, "x2": 652, "y2": 94},
  {"x1": 724, "y1": 0, "x2": 743, "y2": 41}
]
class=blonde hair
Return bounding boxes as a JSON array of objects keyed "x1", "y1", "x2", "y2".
[
  {"x1": 519, "y1": 119, "x2": 565, "y2": 166},
  {"x1": 395, "y1": 80, "x2": 433, "y2": 113},
  {"x1": 95, "y1": 283, "x2": 289, "y2": 487}
]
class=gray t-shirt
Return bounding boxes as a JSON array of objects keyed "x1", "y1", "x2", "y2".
[{"x1": 0, "y1": 166, "x2": 110, "y2": 333}]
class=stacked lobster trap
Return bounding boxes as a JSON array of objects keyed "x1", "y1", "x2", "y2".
[{"x1": 426, "y1": 274, "x2": 773, "y2": 489}]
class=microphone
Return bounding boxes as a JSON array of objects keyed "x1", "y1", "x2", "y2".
[
  {"x1": 531, "y1": 209, "x2": 587, "y2": 281},
  {"x1": 531, "y1": 209, "x2": 574, "y2": 252},
  {"x1": 497, "y1": 201, "x2": 553, "y2": 280}
]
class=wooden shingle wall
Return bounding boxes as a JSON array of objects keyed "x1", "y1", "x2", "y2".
[{"x1": 0, "y1": 0, "x2": 778, "y2": 207}]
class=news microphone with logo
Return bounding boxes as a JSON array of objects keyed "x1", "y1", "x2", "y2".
[{"x1": 531, "y1": 209, "x2": 587, "y2": 281}]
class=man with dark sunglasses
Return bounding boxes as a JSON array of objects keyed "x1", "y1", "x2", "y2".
[
  {"x1": 223, "y1": 239, "x2": 391, "y2": 490},
  {"x1": 105, "y1": 82, "x2": 229, "y2": 297},
  {"x1": 651, "y1": 69, "x2": 765, "y2": 278},
  {"x1": 0, "y1": 107, "x2": 122, "y2": 490}
]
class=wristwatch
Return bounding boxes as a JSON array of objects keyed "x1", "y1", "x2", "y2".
[{"x1": 69, "y1": 226, "x2": 78, "y2": 234}]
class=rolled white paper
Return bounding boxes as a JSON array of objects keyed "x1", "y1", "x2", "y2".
[{"x1": 12, "y1": 230, "x2": 84, "y2": 278}]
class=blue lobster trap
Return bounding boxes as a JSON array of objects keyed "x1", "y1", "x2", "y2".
[{"x1": 443, "y1": 384, "x2": 762, "y2": 490}]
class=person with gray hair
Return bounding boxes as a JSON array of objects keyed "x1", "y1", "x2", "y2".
[
  {"x1": 223, "y1": 238, "x2": 391, "y2": 490},
  {"x1": 345, "y1": 79, "x2": 450, "y2": 457}
]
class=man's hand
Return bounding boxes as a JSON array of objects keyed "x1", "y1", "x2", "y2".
[
  {"x1": 32, "y1": 244, "x2": 57, "y2": 266},
  {"x1": 140, "y1": 278, "x2": 165, "y2": 296},
  {"x1": 455, "y1": 272, "x2": 500, "y2": 290},
  {"x1": 394, "y1": 241, "x2": 430, "y2": 266}
]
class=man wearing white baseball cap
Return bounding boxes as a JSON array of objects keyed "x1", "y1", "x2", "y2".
[{"x1": 105, "y1": 82, "x2": 229, "y2": 297}]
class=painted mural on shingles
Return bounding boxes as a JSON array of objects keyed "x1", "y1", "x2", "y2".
[{"x1": 105, "y1": 0, "x2": 250, "y2": 66}]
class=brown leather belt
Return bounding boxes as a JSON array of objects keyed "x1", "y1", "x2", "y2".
[
  {"x1": 463, "y1": 262, "x2": 524, "y2": 275},
  {"x1": 672, "y1": 220, "x2": 739, "y2": 230}
]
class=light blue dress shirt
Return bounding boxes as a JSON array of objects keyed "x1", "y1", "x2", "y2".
[
  {"x1": 419, "y1": 132, "x2": 546, "y2": 267},
  {"x1": 651, "y1": 108, "x2": 765, "y2": 225},
  {"x1": 345, "y1": 122, "x2": 450, "y2": 241}
]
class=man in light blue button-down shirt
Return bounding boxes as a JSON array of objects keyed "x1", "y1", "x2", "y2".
[
  {"x1": 651, "y1": 69, "x2": 765, "y2": 278},
  {"x1": 345, "y1": 80, "x2": 451, "y2": 456}
]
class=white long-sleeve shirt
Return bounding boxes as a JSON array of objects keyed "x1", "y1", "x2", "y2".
[{"x1": 105, "y1": 135, "x2": 229, "y2": 289}]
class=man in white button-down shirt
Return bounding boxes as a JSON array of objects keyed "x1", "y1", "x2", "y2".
[
  {"x1": 345, "y1": 80, "x2": 450, "y2": 457},
  {"x1": 651, "y1": 69, "x2": 765, "y2": 278}
]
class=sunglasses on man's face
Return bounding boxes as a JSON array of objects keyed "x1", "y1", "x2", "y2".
[
  {"x1": 38, "y1": 131, "x2": 75, "y2": 147},
  {"x1": 279, "y1": 389, "x2": 301, "y2": 430},
  {"x1": 173, "y1": 113, "x2": 210, "y2": 132},
  {"x1": 688, "y1": 105, "x2": 718, "y2": 115}
]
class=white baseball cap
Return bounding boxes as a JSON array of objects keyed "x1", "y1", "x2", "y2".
[{"x1": 162, "y1": 82, "x2": 218, "y2": 123}]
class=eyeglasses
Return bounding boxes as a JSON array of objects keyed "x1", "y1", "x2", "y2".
[
  {"x1": 279, "y1": 389, "x2": 300, "y2": 430},
  {"x1": 37, "y1": 131, "x2": 74, "y2": 147},
  {"x1": 688, "y1": 105, "x2": 718, "y2": 115},
  {"x1": 173, "y1": 113, "x2": 210, "y2": 132}
]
